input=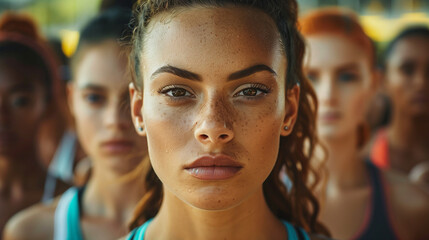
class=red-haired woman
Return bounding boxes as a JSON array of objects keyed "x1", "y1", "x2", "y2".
[{"x1": 301, "y1": 8, "x2": 429, "y2": 240}]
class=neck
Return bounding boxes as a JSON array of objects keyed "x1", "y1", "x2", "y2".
[
  {"x1": 149, "y1": 188, "x2": 286, "y2": 240},
  {"x1": 82, "y1": 159, "x2": 146, "y2": 227},
  {"x1": 321, "y1": 132, "x2": 368, "y2": 191},
  {"x1": 389, "y1": 111, "x2": 429, "y2": 152}
]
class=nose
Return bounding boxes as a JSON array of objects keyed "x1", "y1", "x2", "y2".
[
  {"x1": 194, "y1": 98, "x2": 234, "y2": 145},
  {"x1": 318, "y1": 75, "x2": 338, "y2": 106},
  {"x1": 104, "y1": 100, "x2": 131, "y2": 130}
]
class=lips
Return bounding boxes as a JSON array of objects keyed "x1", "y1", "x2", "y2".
[
  {"x1": 100, "y1": 139, "x2": 134, "y2": 154},
  {"x1": 184, "y1": 155, "x2": 243, "y2": 180},
  {"x1": 319, "y1": 111, "x2": 342, "y2": 123}
]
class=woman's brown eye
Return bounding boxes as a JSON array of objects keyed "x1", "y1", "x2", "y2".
[
  {"x1": 160, "y1": 86, "x2": 194, "y2": 98},
  {"x1": 242, "y1": 88, "x2": 257, "y2": 96},
  {"x1": 171, "y1": 88, "x2": 187, "y2": 97}
]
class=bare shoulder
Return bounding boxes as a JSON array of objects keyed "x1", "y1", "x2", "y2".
[
  {"x1": 383, "y1": 170, "x2": 429, "y2": 239},
  {"x1": 3, "y1": 198, "x2": 59, "y2": 240}
]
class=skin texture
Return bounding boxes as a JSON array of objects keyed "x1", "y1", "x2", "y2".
[
  {"x1": 130, "y1": 6, "x2": 304, "y2": 240},
  {"x1": 383, "y1": 35, "x2": 429, "y2": 175},
  {"x1": 4, "y1": 41, "x2": 147, "y2": 240},
  {"x1": 305, "y1": 34, "x2": 429, "y2": 240}
]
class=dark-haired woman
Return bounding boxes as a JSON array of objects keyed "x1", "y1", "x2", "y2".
[
  {"x1": 4, "y1": 9, "x2": 148, "y2": 240},
  {"x1": 369, "y1": 27, "x2": 429, "y2": 182},
  {"x1": 125, "y1": 0, "x2": 330, "y2": 239},
  {"x1": 0, "y1": 13, "x2": 69, "y2": 236},
  {"x1": 301, "y1": 8, "x2": 429, "y2": 240}
]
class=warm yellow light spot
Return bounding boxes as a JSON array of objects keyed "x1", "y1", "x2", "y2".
[
  {"x1": 361, "y1": 13, "x2": 429, "y2": 43},
  {"x1": 60, "y1": 30, "x2": 79, "y2": 57},
  {"x1": 400, "y1": 12, "x2": 429, "y2": 24}
]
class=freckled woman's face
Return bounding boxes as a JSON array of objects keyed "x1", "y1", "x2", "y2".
[
  {"x1": 134, "y1": 7, "x2": 292, "y2": 210},
  {"x1": 304, "y1": 35, "x2": 374, "y2": 140}
]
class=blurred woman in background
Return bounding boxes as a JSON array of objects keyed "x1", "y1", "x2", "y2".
[
  {"x1": 4, "y1": 9, "x2": 148, "y2": 240},
  {"x1": 369, "y1": 26, "x2": 429, "y2": 185},
  {"x1": 301, "y1": 8, "x2": 429, "y2": 240},
  {"x1": 0, "y1": 13, "x2": 69, "y2": 236}
]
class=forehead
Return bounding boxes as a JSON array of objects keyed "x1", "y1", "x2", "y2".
[
  {"x1": 75, "y1": 41, "x2": 129, "y2": 89},
  {"x1": 142, "y1": 6, "x2": 283, "y2": 77},
  {"x1": 388, "y1": 36, "x2": 429, "y2": 64},
  {"x1": 0, "y1": 59, "x2": 43, "y2": 89},
  {"x1": 305, "y1": 34, "x2": 369, "y2": 68}
]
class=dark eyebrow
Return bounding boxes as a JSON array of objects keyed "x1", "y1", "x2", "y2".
[
  {"x1": 150, "y1": 64, "x2": 277, "y2": 82},
  {"x1": 10, "y1": 83, "x2": 34, "y2": 93},
  {"x1": 228, "y1": 64, "x2": 277, "y2": 81},
  {"x1": 151, "y1": 65, "x2": 201, "y2": 81},
  {"x1": 336, "y1": 63, "x2": 359, "y2": 73},
  {"x1": 78, "y1": 83, "x2": 106, "y2": 91}
]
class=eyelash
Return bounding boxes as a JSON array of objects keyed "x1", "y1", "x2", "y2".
[
  {"x1": 158, "y1": 83, "x2": 271, "y2": 100},
  {"x1": 158, "y1": 85, "x2": 195, "y2": 99},
  {"x1": 234, "y1": 83, "x2": 271, "y2": 98}
]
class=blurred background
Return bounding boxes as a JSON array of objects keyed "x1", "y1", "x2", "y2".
[{"x1": 0, "y1": 0, "x2": 428, "y2": 58}]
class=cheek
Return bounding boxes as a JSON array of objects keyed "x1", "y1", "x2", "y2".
[
  {"x1": 386, "y1": 69, "x2": 409, "y2": 99},
  {"x1": 342, "y1": 87, "x2": 369, "y2": 123},
  {"x1": 12, "y1": 100, "x2": 46, "y2": 135},
  {"x1": 143, "y1": 98, "x2": 193, "y2": 168},
  {"x1": 73, "y1": 98, "x2": 101, "y2": 155},
  {"x1": 234, "y1": 101, "x2": 283, "y2": 176}
]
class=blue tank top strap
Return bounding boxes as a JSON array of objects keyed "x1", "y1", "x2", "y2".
[
  {"x1": 127, "y1": 219, "x2": 153, "y2": 240},
  {"x1": 127, "y1": 219, "x2": 309, "y2": 240},
  {"x1": 53, "y1": 187, "x2": 85, "y2": 240},
  {"x1": 355, "y1": 161, "x2": 397, "y2": 240},
  {"x1": 281, "y1": 220, "x2": 310, "y2": 240}
]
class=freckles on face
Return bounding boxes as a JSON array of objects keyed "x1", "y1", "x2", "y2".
[
  {"x1": 140, "y1": 6, "x2": 287, "y2": 210},
  {"x1": 304, "y1": 35, "x2": 373, "y2": 138}
]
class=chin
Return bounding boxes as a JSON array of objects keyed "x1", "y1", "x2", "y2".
[
  {"x1": 318, "y1": 126, "x2": 342, "y2": 139},
  {"x1": 179, "y1": 185, "x2": 246, "y2": 211},
  {"x1": 104, "y1": 155, "x2": 144, "y2": 174}
]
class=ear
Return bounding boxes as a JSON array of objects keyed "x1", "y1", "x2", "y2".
[
  {"x1": 130, "y1": 82, "x2": 146, "y2": 136},
  {"x1": 281, "y1": 84, "x2": 300, "y2": 136}
]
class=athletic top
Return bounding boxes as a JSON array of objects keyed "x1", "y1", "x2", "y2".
[
  {"x1": 352, "y1": 161, "x2": 398, "y2": 240},
  {"x1": 126, "y1": 218, "x2": 311, "y2": 240},
  {"x1": 370, "y1": 129, "x2": 390, "y2": 169},
  {"x1": 53, "y1": 187, "x2": 84, "y2": 240}
]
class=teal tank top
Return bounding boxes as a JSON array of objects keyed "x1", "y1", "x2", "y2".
[
  {"x1": 126, "y1": 218, "x2": 310, "y2": 240},
  {"x1": 53, "y1": 187, "x2": 84, "y2": 240}
]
